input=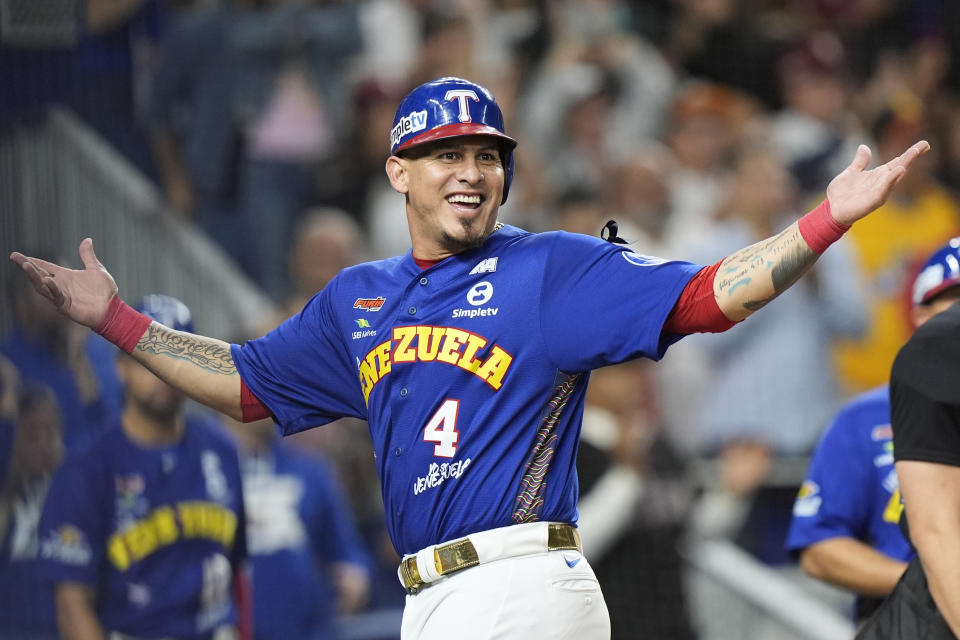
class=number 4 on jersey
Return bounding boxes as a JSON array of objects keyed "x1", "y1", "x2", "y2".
[{"x1": 423, "y1": 399, "x2": 460, "y2": 457}]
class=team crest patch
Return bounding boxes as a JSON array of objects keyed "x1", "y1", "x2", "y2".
[
  {"x1": 352, "y1": 317, "x2": 377, "y2": 340},
  {"x1": 354, "y1": 297, "x2": 386, "y2": 312},
  {"x1": 792, "y1": 480, "x2": 821, "y2": 517},
  {"x1": 116, "y1": 473, "x2": 145, "y2": 499},
  {"x1": 871, "y1": 425, "x2": 893, "y2": 441},
  {"x1": 621, "y1": 251, "x2": 666, "y2": 267},
  {"x1": 470, "y1": 257, "x2": 498, "y2": 275},
  {"x1": 41, "y1": 524, "x2": 92, "y2": 566}
]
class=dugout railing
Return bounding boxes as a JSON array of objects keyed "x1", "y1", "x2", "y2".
[{"x1": 0, "y1": 106, "x2": 276, "y2": 340}]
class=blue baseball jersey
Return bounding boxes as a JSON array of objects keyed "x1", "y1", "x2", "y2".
[
  {"x1": 786, "y1": 386, "x2": 913, "y2": 563},
  {"x1": 233, "y1": 225, "x2": 701, "y2": 555},
  {"x1": 37, "y1": 416, "x2": 247, "y2": 639},
  {"x1": 241, "y1": 440, "x2": 371, "y2": 640}
]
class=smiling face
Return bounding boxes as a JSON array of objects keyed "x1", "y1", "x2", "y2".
[{"x1": 386, "y1": 135, "x2": 505, "y2": 260}]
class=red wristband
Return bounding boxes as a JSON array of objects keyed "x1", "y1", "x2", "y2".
[
  {"x1": 797, "y1": 199, "x2": 849, "y2": 254},
  {"x1": 94, "y1": 296, "x2": 153, "y2": 354}
]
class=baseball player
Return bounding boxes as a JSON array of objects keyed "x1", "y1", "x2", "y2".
[
  {"x1": 786, "y1": 239, "x2": 960, "y2": 625},
  {"x1": 36, "y1": 295, "x2": 250, "y2": 640},
  {"x1": 12, "y1": 77, "x2": 928, "y2": 640}
]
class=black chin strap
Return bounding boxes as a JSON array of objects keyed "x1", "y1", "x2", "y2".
[{"x1": 600, "y1": 220, "x2": 628, "y2": 244}]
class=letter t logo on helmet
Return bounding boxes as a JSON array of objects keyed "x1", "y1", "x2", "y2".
[
  {"x1": 445, "y1": 89, "x2": 479, "y2": 122},
  {"x1": 390, "y1": 77, "x2": 517, "y2": 204}
]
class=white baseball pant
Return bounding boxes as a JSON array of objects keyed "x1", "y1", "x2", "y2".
[{"x1": 399, "y1": 522, "x2": 610, "y2": 639}]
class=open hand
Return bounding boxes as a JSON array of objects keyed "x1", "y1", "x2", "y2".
[
  {"x1": 826, "y1": 140, "x2": 930, "y2": 226},
  {"x1": 9, "y1": 238, "x2": 118, "y2": 329}
]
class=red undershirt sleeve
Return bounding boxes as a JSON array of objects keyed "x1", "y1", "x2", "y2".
[
  {"x1": 240, "y1": 378, "x2": 273, "y2": 422},
  {"x1": 663, "y1": 261, "x2": 738, "y2": 335}
]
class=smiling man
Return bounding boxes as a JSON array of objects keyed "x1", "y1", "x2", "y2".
[
  {"x1": 388, "y1": 135, "x2": 508, "y2": 258},
  {"x1": 10, "y1": 76, "x2": 930, "y2": 640}
]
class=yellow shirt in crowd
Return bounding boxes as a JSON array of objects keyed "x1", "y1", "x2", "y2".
[{"x1": 833, "y1": 184, "x2": 960, "y2": 393}]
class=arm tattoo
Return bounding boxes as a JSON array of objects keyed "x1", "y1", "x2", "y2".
[
  {"x1": 135, "y1": 324, "x2": 237, "y2": 375},
  {"x1": 718, "y1": 225, "x2": 818, "y2": 313}
]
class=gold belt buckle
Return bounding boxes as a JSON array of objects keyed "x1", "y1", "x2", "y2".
[
  {"x1": 399, "y1": 555, "x2": 424, "y2": 595},
  {"x1": 434, "y1": 538, "x2": 480, "y2": 577},
  {"x1": 400, "y1": 538, "x2": 480, "y2": 595},
  {"x1": 547, "y1": 523, "x2": 581, "y2": 551}
]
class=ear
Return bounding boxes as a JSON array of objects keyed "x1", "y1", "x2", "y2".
[
  {"x1": 385, "y1": 156, "x2": 409, "y2": 195},
  {"x1": 911, "y1": 305, "x2": 932, "y2": 329}
]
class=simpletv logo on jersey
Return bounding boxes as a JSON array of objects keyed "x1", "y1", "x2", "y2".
[{"x1": 354, "y1": 297, "x2": 386, "y2": 312}]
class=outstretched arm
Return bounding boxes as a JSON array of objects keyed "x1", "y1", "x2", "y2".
[
  {"x1": 714, "y1": 141, "x2": 929, "y2": 322},
  {"x1": 9, "y1": 240, "x2": 243, "y2": 420}
]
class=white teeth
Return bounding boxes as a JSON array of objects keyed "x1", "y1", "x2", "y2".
[{"x1": 447, "y1": 194, "x2": 481, "y2": 204}]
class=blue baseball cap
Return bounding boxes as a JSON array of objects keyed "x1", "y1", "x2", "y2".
[
  {"x1": 912, "y1": 237, "x2": 960, "y2": 305},
  {"x1": 134, "y1": 294, "x2": 194, "y2": 333}
]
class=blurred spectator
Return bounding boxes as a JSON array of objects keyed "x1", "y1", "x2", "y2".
[
  {"x1": 350, "y1": 0, "x2": 422, "y2": 88},
  {"x1": 0, "y1": 0, "x2": 170, "y2": 178},
  {"x1": 832, "y1": 101, "x2": 960, "y2": 394},
  {"x1": 148, "y1": 0, "x2": 239, "y2": 234},
  {"x1": 221, "y1": 415, "x2": 372, "y2": 640},
  {"x1": 661, "y1": 82, "x2": 757, "y2": 254},
  {"x1": 518, "y1": 3, "x2": 676, "y2": 198},
  {"x1": 940, "y1": 103, "x2": 960, "y2": 195},
  {"x1": 577, "y1": 359, "x2": 698, "y2": 640},
  {"x1": 770, "y1": 31, "x2": 867, "y2": 198},
  {"x1": 551, "y1": 187, "x2": 607, "y2": 237},
  {"x1": 37, "y1": 295, "x2": 249, "y2": 639},
  {"x1": 234, "y1": 0, "x2": 363, "y2": 296},
  {"x1": 600, "y1": 146, "x2": 715, "y2": 457},
  {"x1": 0, "y1": 379, "x2": 64, "y2": 640},
  {"x1": 661, "y1": 0, "x2": 786, "y2": 108},
  {"x1": 602, "y1": 146, "x2": 675, "y2": 254},
  {"x1": 260, "y1": 206, "x2": 369, "y2": 332},
  {"x1": 334, "y1": 79, "x2": 411, "y2": 259},
  {"x1": 0, "y1": 355, "x2": 18, "y2": 472},
  {"x1": 684, "y1": 147, "x2": 867, "y2": 561},
  {"x1": 148, "y1": 0, "x2": 363, "y2": 296},
  {"x1": 406, "y1": 8, "x2": 481, "y2": 90},
  {"x1": 2, "y1": 252, "x2": 123, "y2": 458}
]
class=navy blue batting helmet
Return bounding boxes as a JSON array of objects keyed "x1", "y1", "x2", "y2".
[
  {"x1": 134, "y1": 294, "x2": 194, "y2": 333},
  {"x1": 390, "y1": 77, "x2": 517, "y2": 204},
  {"x1": 912, "y1": 237, "x2": 960, "y2": 305}
]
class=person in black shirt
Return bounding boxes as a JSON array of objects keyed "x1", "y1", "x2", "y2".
[{"x1": 857, "y1": 238, "x2": 960, "y2": 639}]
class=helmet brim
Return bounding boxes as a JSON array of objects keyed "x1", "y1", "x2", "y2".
[
  {"x1": 919, "y1": 277, "x2": 960, "y2": 305},
  {"x1": 393, "y1": 123, "x2": 517, "y2": 155}
]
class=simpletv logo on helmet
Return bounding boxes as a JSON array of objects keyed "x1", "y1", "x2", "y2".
[{"x1": 390, "y1": 109, "x2": 428, "y2": 149}]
